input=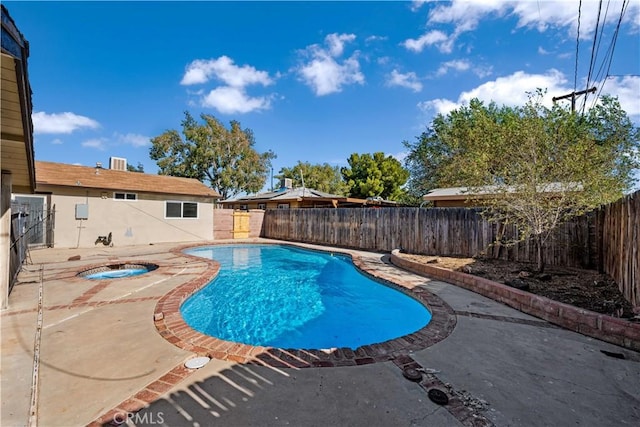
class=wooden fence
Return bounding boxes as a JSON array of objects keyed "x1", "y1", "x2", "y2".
[
  {"x1": 598, "y1": 191, "x2": 639, "y2": 307},
  {"x1": 262, "y1": 207, "x2": 597, "y2": 267},
  {"x1": 261, "y1": 190, "x2": 639, "y2": 307}
]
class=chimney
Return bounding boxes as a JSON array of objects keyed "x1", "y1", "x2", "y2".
[{"x1": 109, "y1": 156, "x2": 127, "y2": 171}]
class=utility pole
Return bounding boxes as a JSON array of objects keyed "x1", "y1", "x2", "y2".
[{"x1": 552, "y1": 87, "x2": 597, "y2": 112}]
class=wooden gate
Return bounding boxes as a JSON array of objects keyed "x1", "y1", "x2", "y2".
[{"x1": 232, "y1": 211, "x2": 250, "y2": 239}]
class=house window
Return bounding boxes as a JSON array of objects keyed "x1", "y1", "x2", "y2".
[
  {"x1": 114, "y1": 192, "x2": 137, "y2": 201},
  {"x1": 165, "y1": 201, "x2": 198, "y2": 218},
  {"x1": 277, "y1": 203, "x2": 290, "y2": 209},
  {"x1": 239, "y1": 204, "x2": 248, "y2": 211},
  {"x1": 257, "y1": 203, "x2": 266, "y2": 210}
]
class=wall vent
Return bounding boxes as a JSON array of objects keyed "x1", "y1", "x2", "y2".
[{"x1": 109, "y1": 157, "x2": 127, "y2": 171}]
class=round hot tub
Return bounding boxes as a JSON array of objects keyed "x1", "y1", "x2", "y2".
[{"x1": 78, "y1": 263, "x2": 158, "y2": 279}]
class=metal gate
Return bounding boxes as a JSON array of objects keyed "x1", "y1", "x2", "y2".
[{"x1": 9, "y1": 200, "x2": 55, "y2": 294}]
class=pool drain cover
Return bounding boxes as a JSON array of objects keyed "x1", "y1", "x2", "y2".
[
  {"x1": 428, "y1": 388, "x2": 449, "y2": 405},
  {"x1": 185, "y1": 356, "x2": 210, "y2": 369},
  {"x1": 402, "y1": 367, "x2": 423, "y2": 382}
]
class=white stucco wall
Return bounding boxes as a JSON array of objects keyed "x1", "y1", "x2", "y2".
[{"x1": 46, "y1": 187, "x2": 214, "y2": 248}]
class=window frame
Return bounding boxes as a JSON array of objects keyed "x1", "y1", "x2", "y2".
[
  {"x1": 165, "y1": 200, "x2": 199, "y2": 219},
  {"x1": 277, "y1": 203, "x2": 290, "y2": 209},
  {"x1": 257, "y1": 203, "x2": 266, "y2": 210},
  {"x1": 113, "y1": 192, "x2": 137, "y2": 201}
]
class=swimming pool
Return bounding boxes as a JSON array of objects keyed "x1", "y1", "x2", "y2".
[{"x1": 181, "y1": 245, "x2": 431, "y2": 349}]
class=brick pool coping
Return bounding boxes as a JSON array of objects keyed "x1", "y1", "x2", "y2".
[
  {"x1": 390, "y1": 249, "x2": 640, "y2": 352},
  {"x1": 90, "y1": 243, "x2": 461, "y2": 425},
  {"x1": 153, "y1": 242, "x2": 457, "y2": 368}
]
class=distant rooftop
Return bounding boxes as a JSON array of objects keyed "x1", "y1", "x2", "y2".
[
  {"x1": 423, "y1": 183, "x2": 583, "y2": 201},
  {"x1": 36, "y1": 161, "x2": 220, "y2": 198}
]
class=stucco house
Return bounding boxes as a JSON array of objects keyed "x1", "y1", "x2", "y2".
[
  {"x1": 24, "y1": 160, "x2": 220, "y2": 248},
  {"x1": 1, "y1": 5, "x2": 36, "y2": 307},
  {"x1": 221, "y1": 179, "x2": 398, "y2": 209}
]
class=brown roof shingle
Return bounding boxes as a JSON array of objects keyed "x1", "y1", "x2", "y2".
[{"x1": 35, "y1": 161, "x2": 220, "y2": 198}]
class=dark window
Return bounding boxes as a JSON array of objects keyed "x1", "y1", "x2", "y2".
[
  {"x1": 166, "y1": 202, "x2": 182, "y2": 218},
  {"x1": 166, "y1": 201, "x2": 198, "y2": 218},
  {"x1": 183, "y1": 202, "x2": 198, "y2": 218},
  {"x1": 114, "y1": 192, "x2": 137, "y2": 200}
]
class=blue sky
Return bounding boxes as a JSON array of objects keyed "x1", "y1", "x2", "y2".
[{"x1": 6, "y1": 1, "x2": 640, "y2": 190}]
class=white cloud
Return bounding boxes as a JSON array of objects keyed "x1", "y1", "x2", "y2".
[
  {"x1": 297, "y1": 33, "x2": 364, "y2": 96},
  {"x1": 598, "y1": 75, "x2": 640, "y2": 119},
  {"x1": 116, "y1": 133, "x2": 151, "y2": 148},
  {"x1": 410, "y1": 0, "x2": 429, "y2": 12},
  {"x1": 180, "y1": 56, "x2": 273, "y2": 87},
  {"x1": 51, "y1": 138, "x2": 63, "y2": 145},
  {"x1": 403, "y1": 30, "x2": 454, "y2": 54},
  {"x1": 420, "y1": 72, "x2": 640, "y2": 121},
  {"x1": 427, "y1": 0, "x2": 639, "y2": 40},
  {"x1": 406, "y1": 1, "x2": 639, "y2": 55},
  {"x1": 428, "y1": 0, "x2": 510, "y2": 33},
  {"x1": 202, "y1": 86, "x2": 272, "y2": 114},
  {"x1": 436, "y1": 59, "x2": 471, "y2": 76},
  {"x1": 326, "y1": 33, "x2": 356, "y2": 57},
  {"x1": 365, "y1": 35, "x2": 388, "y2": 43},
  {"x1": 32, "y1": 112, "x2": 99, "y2": 134},
  {"x1": 433, "y1": 59, "x2": 492, "y2": 78},
  {"x1": 81, "y1": 138, "x2": 107, "y2": 151},
  {"x1": 538, "y1": 46, "x2": 550, "y2": 55},
  {"x1": 389, "y1": 151, "x2": 408, "y2": 163},
  {"x1": 419, "y1": 69, "x2": 570, "y2": 116},
  {"x1": 511, "y1": 0, "x2": 640, "y2": 37},
  {"x1": 386, "y1": 70, "x2": 423, "y2": 92},
  {"x1": 181, "y1": 56, "x2": 275, "y2": 114},
  {"x1": 419, "y1": 98, "x2": 459, "y2": 117}
]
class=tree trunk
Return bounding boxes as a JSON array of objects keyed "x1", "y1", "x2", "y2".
[{"x1": 536, "y1": 235, "x2": 545, "y2": 273}]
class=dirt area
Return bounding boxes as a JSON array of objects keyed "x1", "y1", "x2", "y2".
[{"x1": 397, "y1": 253, "x2": 636, "y2": 319}]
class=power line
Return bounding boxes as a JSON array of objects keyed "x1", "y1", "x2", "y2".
[
  {"x1": 590, "y1": 0, "x2": 629, "y2": 110},
  {"x1": 585, "y1": 1, "x2": 603, "y2": 98},
  {"x1": 582, "y1": 0, "x2": 605, "y2": 114},
  {"x1": 574, "y1": 0, "x2": 582, "y2": 92}
]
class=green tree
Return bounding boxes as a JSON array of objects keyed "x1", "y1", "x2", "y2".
[
  {"x1": 276, "y1": 161, "x2": 348, "y2": 195},
  {"x1": 341, "y1": 152, "x2": 409, "y2": 200},
  {"x1": 150, "y1": 112, "x2": 275, "y2": 199},
  {"x1": 404, "y1": 91, "x2": 639, "y2": 272},
  {"x1": 126, "y1": 162, "x2": 144, "y2": 173}
]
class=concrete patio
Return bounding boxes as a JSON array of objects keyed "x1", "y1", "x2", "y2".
[{"x1": 1, "y1": 239, "x2": 638, "y2": 426}]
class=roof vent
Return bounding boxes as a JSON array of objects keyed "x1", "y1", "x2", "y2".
[{"x1": 109, "y1": 157, "x2": 127, "y2": 171}]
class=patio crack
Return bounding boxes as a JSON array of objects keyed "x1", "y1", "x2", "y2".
[
  {"x1": 455, "y1": 310, "x2": 558, "y2": 328},
  {"x1": 392, "y1": 354, "x2": 494, "y2": 427}
]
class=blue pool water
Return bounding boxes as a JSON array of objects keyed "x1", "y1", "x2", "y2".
[
  {"x1": 85, "y1": 268, "x2": 149, "y2": 279},
  {"x1": 181, "y1": 245, "x2": 431, "y2": 350}
]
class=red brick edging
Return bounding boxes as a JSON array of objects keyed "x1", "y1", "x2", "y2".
[
  {"x1": 390, "y1": 249, "x2": 640, "y2": 352},
  {"x1": 153, "y1": 242, "x2": 457, "y2": 368}
]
